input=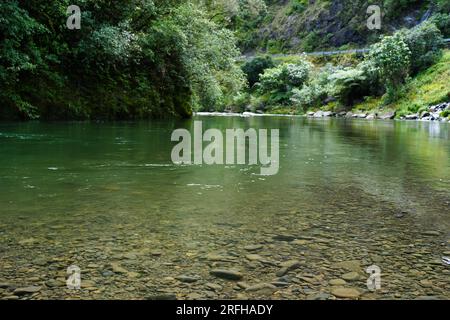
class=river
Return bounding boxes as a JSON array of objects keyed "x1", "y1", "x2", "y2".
[{"x1": 0, "y1": 116, "x2": 449, "y2": 300}]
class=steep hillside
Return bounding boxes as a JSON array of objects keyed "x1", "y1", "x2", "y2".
[{"x1": 235, "y1": 0, "x2": 449, "y2": 53}]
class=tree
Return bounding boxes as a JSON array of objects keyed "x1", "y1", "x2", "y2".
[
  {"x1": 368, "y1": 33, "x2": 411, "y2": 102},
  {"x1": 241, "y1": 55, "x2": 275, "y2": 88}
]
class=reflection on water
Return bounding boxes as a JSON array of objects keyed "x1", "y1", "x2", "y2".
[{"x1": 0, "y1": 117, "x2": 449, "y2": 300}]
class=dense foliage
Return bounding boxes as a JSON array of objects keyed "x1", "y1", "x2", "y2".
[
  {"x1": 0, "y1": 0, "x2": 245, "y2": 120},
  {"x1": 238, "y1": 20, "x2": 445, "y2": 113}
]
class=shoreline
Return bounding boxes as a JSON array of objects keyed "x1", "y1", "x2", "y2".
[{"x1": 195, "y1": 102, "x2": 450, "y2": 123}]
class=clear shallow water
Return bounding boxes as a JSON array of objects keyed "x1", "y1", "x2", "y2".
[{"x1": 0, "y1": 117, "x2": 449, "y2": 300}]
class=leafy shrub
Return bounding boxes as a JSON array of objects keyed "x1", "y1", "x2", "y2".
[
  {"x1": 241, "y1": 55, "x2": 275, "y2": 88},
  {"x1": 430, "y1": 13, "x2": 450, "y2": 38},
  {"x1": 367, "y1": 33, "x2": 411, "y2": 102},
  {"x1": 401, "y1": 22, "x2": 443, "y2": 75}
]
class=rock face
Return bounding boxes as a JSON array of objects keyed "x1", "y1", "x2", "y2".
[{"x1": 248, "y1": 0, "x2": 430, "y2": 52}]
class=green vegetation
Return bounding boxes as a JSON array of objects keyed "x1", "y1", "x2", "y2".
[
  {"x1": 1, "y1": 0, "x2": 449, "y2": 120},
  {"x1": 0, "y1": 0, "x2": 246, "y2": 120},
  {"x1": 353, "y1": 50, "x2": 450, "y2": 117},
  {"x1": 236, "y1": 21, "x2": 447, "y2": 115}
]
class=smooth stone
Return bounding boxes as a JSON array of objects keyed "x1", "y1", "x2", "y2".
[
  {"x1": 244, "y1": 245, "x2": 263, "y2": 252},
  {"x1": 146, "y1": 293, "x2": 177, "y2": 300},
  {"x1": 271, "y1": 281, "x2": 290, "y2": 288},
  {"x1": 111, "y1": 262, "x2": 128, "y2": 274},
  {"x1": 331, "y1": 288, "x2": 362, "y2": 299},
  {"x1": 13, "y1": 286, "x2": 41, "y2": 295},
  {"x1": 335, "y1": 260, "x2": 361, "y2": 272},
  {"x1": 272, "y1": 234, "x2": 297, "y2": 242},
  {"x1": 45, "y1": 279, "x2": 65, "y2": 287},
  {"x1": 0, "y1": 283, "x2": 13, "y2": 289},
  {"x1": 342, "y1": 272, "x2": 360, "y2": 281},
  {"x1": 81, "y1": 280, "x2": 96, "y2": 288},
  {"x1": 210, "y1": 269, "x2": 243, "y2": 281},
  {"x1": 2, "y1": 295, "x2": 19, "y2": 300},
  {"x1": 329, "y1": 279, "x2": 347, "y2": 286},
  {"x1": 280, "y1": 260, "x2": 301, "y2": 269},
  {"x1": 245, "y1": 283, "x2": 277, "y2": 292},
  {"x1": 237, "y1": 282, "x2": 250, "y2": 289},
  {"x1": 419, "y1": 280, "x2": 433, "y2": 288},
  {"x1": 306, "y1": 293, "x2": 331, "y2": 300},
  {"x1": 187, "y1": 293, "x2": 202, "y2": 300},
  {"x1": 205, "y1": 283, "x2": 223, "y2": 291},
  {"x1": 421, "y1": 231, "x2": 440, "y2": 236},
  {"x1": 176, "y1": 275, "x2": 200, "y2": 283},
  {"x1": 414, "y1": 296, "x2": 443, "y2": 300},
  {"x1": 246, "y1": 254, "x2": 263, "y2": 261}
]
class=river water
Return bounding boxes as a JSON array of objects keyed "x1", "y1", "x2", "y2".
[{"x1": 0, "y1": 116, "x2": 449, "y2": 300}]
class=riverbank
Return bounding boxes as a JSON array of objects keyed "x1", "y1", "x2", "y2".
[{"x1": 196, "y1": 101, "x2": 450, "y2": 122}]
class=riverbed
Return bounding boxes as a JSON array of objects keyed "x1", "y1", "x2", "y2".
[{"x1": 0, "y1": 117, "x2": 449, "y2": 300}]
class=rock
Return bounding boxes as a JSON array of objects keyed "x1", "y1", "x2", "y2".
[
  {"x1": 176, "y1": 275, "x2": 200, "y2": 283},
  {"x1": 420, "y1": 111, "x2": 430, "y2": 118},
  {"x1": 271, "y1": 281, "x2": 290, "y2": 288},
  {"x1": 146, "y1": 293, "x2": 177, "y2": 300},
  {"x1": 329, "y1": 279, "x2": 347, "y2": 286},
  {"x1": 111, "y1": 262, "x2": 128, "y2": 274},
  {"x1": 276, "y1": 260, "x2": 301, "y2": 277},
  {"x1": 2, "y1": 295, "x2": 19, "y2": 300},
  {"x1": 366, "y1": 114, "x2": 376, "y2": 120},
  {"x1": 307, "y1": 112, "x2": 315, "y2": 117},
  {"x1": 345, "y1": 112, "x2": 354, "y2": 118},
  {"x1": 45, "y1": 279, "x2": 65, "y2": 288},
  {"x1": 421, "y1": 231, "x2": 440, "y2": 236},
  {"x1": 354, "y1": 113, "x2": 367, "y2": 119},
  {"x1": 243, "y1": 245, "x2": 263, "y2": 252},
  {"x1": 414, "y1": 296, "x2": 443, "y2": 300},
  {"x1": 280, "y1": 260, "x2": 301, "y2": 269},
  {"x1": 245, "y1": 283, "x2": 277, "y2": 293},
  {"x1": 150, "y1": 250, "x2": 163, "y2": 256},
  {"x1": 379, "y1": 112, "x2": 396, "y2": 120},
  {"x1": 323, "y1": 111, "x2": 334, "y2": 117},
  {"x1": 314, "y1": 111, "x2": 324, "y2": 118},
  {"x1": 272, "y1": 234, "x2": 297, "y2": 242},
  {"x1": 102, "y1": 271, "x2": 114, "y2": 277},
  {"x1": 335, "y1": 260, "x2": 362, "y2": 272},
  {"x1": 237, "y1": 282, "x2": 251, "y2": 289},
  {"x1": 13, "y1": 286, "x2": 41, "y2": 296},
  {"x1": 342, "y1": 272, "x2": 360, "y2": 281},
  {"x1": 331, "y1": 288, "x2": 362, "y2": 299},
  {"x1": 419, "y1": 280, "x2": 433, "y2": 288},
  {"x1": 0, "y1": 283, "x2": 13, "y2": 289},
  {"x1": 246, "y1": 254, "x2": 264, "y2": 261},
  {"x1": 210, "y1": 269, "x2": 243, "y2": 281},
  {"x1": 405, "y1": 114, "x2": 418, "y2": 120},
  {"x1": 205, "y1": 283, "x2": 223, "y2": 291},
  {"x1": 187, "y1": 293, "x2": 202, "y2": 300},
  {"x1": 81, "y1": 280, "x2": 96, "y2": 288},
  {"x1": 306, "y1": 293, "x2": 331, "y2": 300},
  {"x1": 205, "y1": 253, "x2": 236, "y2": 262}
]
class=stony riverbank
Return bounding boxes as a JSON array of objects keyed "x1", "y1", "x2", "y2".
[
  {"x1": 308, "y1": 102, "x2": 450, "y2": 122},
  {"x1": 197, "y1": 102, "x2": 450, "y2": 122}
]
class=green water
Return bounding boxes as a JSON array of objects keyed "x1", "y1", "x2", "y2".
[{"x1": 0, "y1": 117, "x2": 449, "y2": 300}]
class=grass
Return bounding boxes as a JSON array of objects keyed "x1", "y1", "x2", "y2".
[{"x1": 352, "y1": 50, "x2": 450, "y2": 116}]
